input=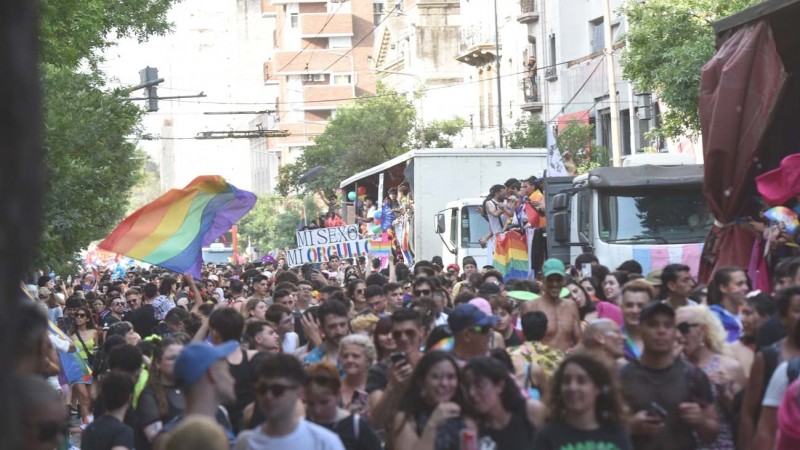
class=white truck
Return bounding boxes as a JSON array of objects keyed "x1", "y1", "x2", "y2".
[
  {"x1": 547, "y1": 156, "x2": 710, "y2": 275},
  {"x1": 339, "y1": 148, "x2": 548, "y2": 265}
]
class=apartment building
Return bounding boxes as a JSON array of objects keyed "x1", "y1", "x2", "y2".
[{"x1": 261, "y1": 0, "x2": 378, "y2": 166}]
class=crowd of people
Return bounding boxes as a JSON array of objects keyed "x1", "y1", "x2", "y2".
[{"x1": 13, "y1": 251, "x2": 800, "y2": 450}]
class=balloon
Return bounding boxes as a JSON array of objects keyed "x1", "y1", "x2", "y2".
[
  {"x1": 357, "y1": 186, "x2": 367, "y2": 196},
  {"x1": 374, "y1": 218, "x2": 382, "y2": 225},
  {"x1": 347, "y1": 191, "x2": 356, "y2": 201},
  {"x1": 358, "y1": 194, "x2": 366, "y2": 201},
  {"x1": 372, "y1": 225, "x2": 381, "y2": 233},
  {"x1": 374, "y1": 211, "x2": 382, "y2": 219},
  {"x1": 355, "y1": 200, "x2": 363, "y2": 208}
]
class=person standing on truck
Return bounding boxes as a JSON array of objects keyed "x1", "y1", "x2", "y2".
[
  {"x1": 479, "y1": 185, "x2": 509, "y2": 258},
  {"x1": 519, "y1": 259, "x2": 581, "y2": 352}
]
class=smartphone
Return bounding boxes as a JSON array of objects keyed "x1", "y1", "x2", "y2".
[
  {"x1": 390, "y1": 351, "x2": 407, "y2": 364},
  {"x1": 582, "y1": 263, "x2": 592, "y2": 279},
  {"x1": 648, "y1": 401, "x2": 668, "y2": 420}
]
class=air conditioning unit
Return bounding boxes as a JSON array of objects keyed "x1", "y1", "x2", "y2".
[{"x1": 544, "y1": 67, "x2": 557, "y2": 80}]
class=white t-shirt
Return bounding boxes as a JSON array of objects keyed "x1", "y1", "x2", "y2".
[
  {"x1": 234, "y1": 419, "x2": 345, "y2": 450},
  {"x1": 763, "y1": 360, "x2": 790, "y2": 408},
  {"x1": 282, "y1": 332, "x2": 300, "y2": 354}
]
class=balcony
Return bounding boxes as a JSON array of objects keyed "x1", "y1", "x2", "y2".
[
  {"x1": 455, "y1": 26, "x2": 500, "y2": 66},
  {"x1": 300, "y1": 13, "x2": 354, "y2": 38},
  {"x1": 521, "y1": 76, "x2": 542, "y2": 112},
  {"x1": 273, "y1": 50, "x2": 354, "y2": 74},
  {"x1": 301, "y1": 84, "x2": 354, "y2": 108},
  {"x1": 261, "y1": 0, "x2": 279, "y2": 16},
  {"x1": 517, "y1": 0, "x2": 539, "y2": 23},
  {"x1": 263, "y1": 61, "x2": 280, "y2": 84}
]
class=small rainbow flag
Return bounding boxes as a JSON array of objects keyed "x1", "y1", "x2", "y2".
[
  {"x1": 370, "y1": 232, "x2": 392, "y2": 258},
  {"x1": 99, "y1": 176, "x2": 256, "y2": 277},
  {"x1": 493, "y1": 230, "x2": 530, "y2": 281}
]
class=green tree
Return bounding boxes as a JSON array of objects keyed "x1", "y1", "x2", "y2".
[
  {"x1": 33, "y1": 0, "x2": 179, "y2": 271},
  {"x1": 621, "y1": 0, "x2": 759, "y2": 139},
  {"x1": 277, "y1": 84, "x2": 416, "y2": 201},
  {"x1": 556, "y1": 120, "x2": 609, "y2": 174},
  {"x1": 505, "y1": 115, "x2": 547, "y2": 148},
  {"x1": 420, "y1": 117, "x2": 468, "y2": 148},
  {"x1": 237, "y1": 194, "x2": 321, "y2": 254}
]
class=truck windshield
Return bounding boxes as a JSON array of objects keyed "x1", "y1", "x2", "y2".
[
  {"x1": 598, "y1": 188, "x2": 711, "y2": 245},
  {"x1": 461, "y1": 205, "x2": 490, "y2": 248}
]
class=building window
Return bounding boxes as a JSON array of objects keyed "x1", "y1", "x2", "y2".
[
  {"x1": 303, "y1": 73, "x2": 326, "y2": 83},
  {"x1": 328, "y1": 36, "x2": 352, "y2": 49},
  {"x1": 590, "y1": 17, "x2": 604, "y2": 53},
  {"x1": 290, "y1": 13, "x2": 299, "y2": 28},
  {"x1": 373, "y1": 2, "x2": 385, "y2": 26},
  {"x1": 545, "y1": 34, "x2": 557, "y2": 80},
  {"x1": 332, "y1": 74, "x2": 353, "y2": 85}
]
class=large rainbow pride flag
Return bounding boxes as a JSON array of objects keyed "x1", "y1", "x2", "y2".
[
  {"x1": 493, "y1": 230, "x2": 530, "y2": 281},
  {"x1": 99, "y1": 176, "x2": 256, "y2": 277}
]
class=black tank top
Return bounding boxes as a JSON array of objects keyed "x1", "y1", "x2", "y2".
[
  {"x1": 226, "y1": 348, "x2": 255, "y2": 433},
  {"x1": 479, "y1": 408, "x2": 535, "y2": 450}
]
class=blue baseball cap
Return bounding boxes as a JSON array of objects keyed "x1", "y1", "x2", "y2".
[
  {"x1": 448, "y1": 303, "x2": 498, "y2": 333},
  {"x1": 174, "y1": 341, "x2": 239, "y2": 385}
]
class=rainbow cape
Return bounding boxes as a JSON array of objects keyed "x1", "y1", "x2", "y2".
[
  {"x1": 493, "y1": 230, "x2": 530, "y2": 281},
  {"x1": 99, "y1": 176, "x2": 256, "y2": 277}
]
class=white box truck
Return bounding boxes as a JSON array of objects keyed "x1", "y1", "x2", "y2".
[{"x1": 339, "y1": 148, "x2": 548, "y2": 265}]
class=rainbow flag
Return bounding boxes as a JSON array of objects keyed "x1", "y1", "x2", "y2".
[
  {"x1": 493, "y1": 230, "x2": 530, "y2": 281},
  {"x1": 99, "y1": 176, "x2": 256, "y2": 277},
  {"x1": 370, "y1": 233, "x2": 392, "y2": 258}
]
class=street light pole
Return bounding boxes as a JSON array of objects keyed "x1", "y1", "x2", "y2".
[
  {"x1": 493, "y1": 0, "x2": 504, "y2": 147},
  {"x1": 603, "y1": 0, "x2": 622, "y2": 166}
]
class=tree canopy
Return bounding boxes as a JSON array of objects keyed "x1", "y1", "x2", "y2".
[
  {"x1": 34, "y1": 0, "x2": 179, "y2": 271},
  {"x1": 277, "y1": 85, "x2": 465, "y2": 202},
  {"x1": 620, "y1": 0, "x2": 760, "y2": 139},
  {"x1": 237, "y1": 194, "x2": 321, "y2": 254}
]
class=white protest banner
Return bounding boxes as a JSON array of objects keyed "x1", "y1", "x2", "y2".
[
  {"x1": 287, "y1": 225, "x2": 369, "y2": 267},
  {"x1": 285, "y1": 239, "x2": 371, "y2": 267},
  {"x1": 295, "y1": 225, "x2": 361, "y2": 247}
]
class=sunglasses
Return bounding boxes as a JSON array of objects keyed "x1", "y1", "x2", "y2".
[
  {"x1": 255, "y1": 382, "x2": 299, "y2": 397},
  {"x1": 677, "y1": 322, "x2": 700, "y2": 334},
  {"x1": 413, "y1": 289, "x2": 431, "y2": 296},
  {"x1": 112, "y1": 302, "x2": 125, "y2": 307},
  {"x1": 75, "y1": 313, "x2": 88, "y2": 318},
  {"x1": 392, "y1": 329, "x2": 418, "y2": 340}
]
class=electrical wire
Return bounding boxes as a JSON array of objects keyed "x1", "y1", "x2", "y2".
[{"x1": 275, "y1": 1, "x2": 346, "y2": 75}]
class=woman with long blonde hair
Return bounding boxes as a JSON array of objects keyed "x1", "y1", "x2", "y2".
[{"x1": 676, "y1": 305, "x2": 745, "y2": 450}]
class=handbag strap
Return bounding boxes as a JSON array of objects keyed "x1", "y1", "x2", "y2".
[{"x1": 75, "y1": 331, "x2": 94, "y2": 359}]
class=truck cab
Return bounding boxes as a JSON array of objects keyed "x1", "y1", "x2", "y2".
[
  {"x1": 435, "y1": 198, "x2": 490, "y2": 268},
  {"x1": 549, "y1": 163, "x2": 710, "y2": 274}
]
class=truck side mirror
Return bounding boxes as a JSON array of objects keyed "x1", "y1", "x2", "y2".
[
  {"x1": 435, "y1": 213, "x2": 445, "y2": 234},
  {"x1": 552, "y1": 193, "x2": 568, "y2": 211},
  {"x1": 553, "y1": 211, "x2": 570, "y2": 243}
]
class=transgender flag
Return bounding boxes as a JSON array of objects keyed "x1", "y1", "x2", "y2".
[
  {"x1": 630, "y1": 244, "x2": 705, "y2": 276},
  {"x1": 99, "y1": 176, "x2": 256, "y2": 277}
]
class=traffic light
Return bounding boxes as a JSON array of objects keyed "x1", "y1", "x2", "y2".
[{"x1": 139, "y1": 66, "x2": 159, "y2": 112}]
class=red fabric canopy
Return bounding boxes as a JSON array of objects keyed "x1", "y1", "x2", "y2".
[{"x1": 698, "y1": 21, "x2": 788, "y2": 282}]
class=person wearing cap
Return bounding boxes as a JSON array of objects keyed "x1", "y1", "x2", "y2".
[
  {"x1": 448, "y1": 303, "x2": 498, "y2": 365},
  {"x1": 519, "y1": 259, "x2": 581, "y2": 352},
  {"x1": 620, "y1": 302, "x2": 719, "y2": 449},
  {"x1": 661, "y1": 264, "x2": 697, "y2": 310},
  {"x1": 157, "y1": 341, "x2": 238, "y2": 446}
]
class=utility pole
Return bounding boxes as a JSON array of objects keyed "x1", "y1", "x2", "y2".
[
  {"x1": 603, "y1": 0, "x2": 622, "y2": 166},
  {"x1": 493, "y1": 0, "x2": 503, "y2": 147}
]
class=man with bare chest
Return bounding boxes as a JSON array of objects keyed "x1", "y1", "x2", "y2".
[{"x1": 519, "y1": 259, "x2": 581, "y2": 352}]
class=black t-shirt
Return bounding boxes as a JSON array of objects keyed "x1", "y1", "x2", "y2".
[
  {"x1": 620, "y1": 358, "x2": 713, "y2": 450},
  {"x1": 532, "y1": 421, "x2": 632, "y2": 450},
  {"x1": 81, "y1": 415, "x2": 135, "y2": 450},
  {"x1": 504, "y1": 330, "x2": 523, "y2": 348},
  {"x1": 102, "y1": 314, "x2": 121, "y2": 330},
  {"x1": 319, "y1": 414, "x2": 382, "y2": 450},
  {"x1": 365, "y1": 358, "x2": 391, "y2": 393},
  {"x1": 125, "y1": 304, "x2": 159, "y2": 337},
  {"x1": 756, "y1": 314, "x2": 786, "y2": 349},
  {"x1": 135, "y1": 384, "x2": 185, "y2": 450},
  {"x1": 225, "y1": 348, "x2": 257, "y2": 434}
]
